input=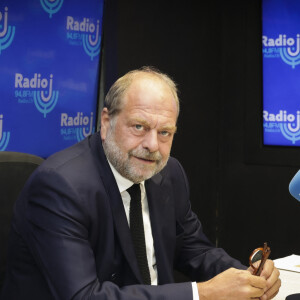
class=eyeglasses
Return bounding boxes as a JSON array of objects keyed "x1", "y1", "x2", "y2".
[{"x1": 249, "y1": 242, "x2": 271, "y2": 276}]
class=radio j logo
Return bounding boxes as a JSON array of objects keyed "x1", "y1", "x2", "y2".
[
  {"x1": 0, "y1": 114, "x2": 10, "y2": 151},
  {"x1": 0, "y1": 6, "x2": 15, "y2": 55},
  {"x1": 66, "y1": 16, "x2": 101, "y2": 61},
  {"x1": 263, "y1": 34, "x2": 300, "y2": 68},
  {"x1": 40, "y1": 0, "x2": 64, "y2": 18},
  {"x1": 14, "y1": 73, "x2": 59, "y2": 118},
  {"x1": 60, "y1": 112, "x2": 94, "y2": 142},
  {"x1": 263, "y1": 110, "x2": 300, "y2": 144}
]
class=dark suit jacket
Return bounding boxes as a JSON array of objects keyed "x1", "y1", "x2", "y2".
[{"x1": 1, "y1": 132, "x2": 245, "y2": 300}]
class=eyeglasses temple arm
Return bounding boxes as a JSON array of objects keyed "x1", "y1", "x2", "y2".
[{"x1": 256, "y1": 246, "x2": 271, "y2": 276}]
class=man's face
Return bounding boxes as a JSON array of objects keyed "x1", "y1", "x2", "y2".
[{"x1": 101, "y1": 74, "x2": 178, "y2": 183}]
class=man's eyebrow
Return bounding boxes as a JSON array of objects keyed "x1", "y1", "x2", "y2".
[
  {"x1": 160, "y1": 125, "x2": 177, "y2": 133},
  {"x1": 130, "y1": 118, "x2": 151, "y2": 127},
  {"x1": 130, "y1": 117, "x2": 177, "y2": 132}
]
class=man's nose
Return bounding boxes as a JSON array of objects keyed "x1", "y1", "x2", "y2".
[{"x1": 142, "y1": 130, "x2": 159, "y2": 152}]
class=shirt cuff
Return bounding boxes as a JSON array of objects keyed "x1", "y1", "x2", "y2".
[{"x1": 191, "y1": 282, "x2": 200, "y2": 300}]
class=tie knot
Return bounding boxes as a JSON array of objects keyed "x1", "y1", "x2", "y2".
[{"x1": 127, "y1": 184, "x2": 141, "y2": 201}]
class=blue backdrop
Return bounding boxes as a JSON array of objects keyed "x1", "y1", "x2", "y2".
[
  {"x1": 0, "y1": 0, "x2": 104, "y2": 157},
  {"x1": 263, "y1": 0, "x2": 300, "y2": 146}
]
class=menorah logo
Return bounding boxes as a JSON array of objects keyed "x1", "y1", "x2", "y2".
[
  {"x1": 0, "y1": 115, "x2": 10, "y2": 151},
  {"x1": 33, "y1": 74, "x2": 59, "y2": 118},
  {"x1": 40, "y1": 0, "x2": 64, "y2": 18},
  {"x1": 0, "y1": 7, "x2": 15, "y2": 55},
  {"x1": 76, "y1": 113, "x2": 94, "y2": 142},
  {"x1": 279, "y1": 45, "x2": 300, "y2": 69},
  {"x1": 82, "y1": 20, "x2": 101, "y2": 61},
  {"x1": 275, "y1": 34, "x2": 300, "y2": 68},
  {"x1": 279, "y1": 122, "x2": 300, "y2": 144}
]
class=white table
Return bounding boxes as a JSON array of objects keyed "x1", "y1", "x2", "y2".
[{"x1": 274, "y1": 269, "x2": 300, "y2": 300}]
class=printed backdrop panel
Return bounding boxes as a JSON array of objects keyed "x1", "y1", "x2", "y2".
[
  {"x1": 0, "y1": 0, "x2": 104, "y2": 157},
  {"x1": 263, "y1": 0, "x2": 300, "y2": 146}
]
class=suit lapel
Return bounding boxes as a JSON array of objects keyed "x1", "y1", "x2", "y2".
[
  {"x1": 91, "y1": 134, "x2": 143, "y2": 283},
  {"x1": 105, "y1": 178, "x2": 144, "y2": 283},
  {"x1": 146, "y1": 173, "x2": 176, "y2": 284}
]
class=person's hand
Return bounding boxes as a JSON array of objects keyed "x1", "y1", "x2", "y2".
[
  {"x1": 248, "y1": 259, "x2": 281, "y2": 300},
  {"x1": 197, "y1": 267, "x2": 267, "y2": 300}
]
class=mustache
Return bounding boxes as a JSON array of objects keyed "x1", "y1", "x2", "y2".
[{"x1": 129, "y1": 148, "x2": 162, "y2": 161}]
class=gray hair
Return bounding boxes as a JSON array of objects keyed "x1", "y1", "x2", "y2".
[{"x1": 104, "y1": 66, "x2": 180, "y2": 119}]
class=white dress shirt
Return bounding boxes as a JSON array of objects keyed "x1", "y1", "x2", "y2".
[{"x1": 108, "y1": 161, "x2": 199, "y2": 299}]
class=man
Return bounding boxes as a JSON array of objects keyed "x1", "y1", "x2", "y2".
[{"x1": 1, "y1": 67, "x2": 280, "y2": 299}]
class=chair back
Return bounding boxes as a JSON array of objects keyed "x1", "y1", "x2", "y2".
[{"x1": 0, "y1": 151, "x2": 44, "y2": 289}]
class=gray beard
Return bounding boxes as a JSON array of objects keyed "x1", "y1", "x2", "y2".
[{"x1": 102, "y1": 128, "x2": 169, "y2": 183}]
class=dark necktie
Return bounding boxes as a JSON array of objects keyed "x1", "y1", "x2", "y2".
[{"x1": 127, "y1": 184, "x2": 151, "y2": 285}]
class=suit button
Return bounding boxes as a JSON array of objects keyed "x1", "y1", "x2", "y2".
[{"x1": 111, "y1": 273, "x2": 117, "y2": 281}]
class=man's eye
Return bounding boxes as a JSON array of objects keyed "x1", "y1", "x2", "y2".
[
  {"x1": 135, "y1": 124, "x2": 143, "y2": 130},
  {"x1": 160, "y1": 131, "x2": 170, "y2": 137}
]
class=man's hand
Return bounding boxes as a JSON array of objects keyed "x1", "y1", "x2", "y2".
[
  {"x1": 197, "y1": 268, "x2": 267, "y2": 300},
  {"x1": 248, "y1": 259, "x2": 281, "y2": 300}
]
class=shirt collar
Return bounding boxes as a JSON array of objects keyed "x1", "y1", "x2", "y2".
[{"x1": 108, "y1": 160, "x2": 145, "y2": 193}]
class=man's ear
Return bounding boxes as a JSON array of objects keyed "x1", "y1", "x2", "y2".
[{"x1": 100, "y1": 107, "x2": 110, "y2": 141}]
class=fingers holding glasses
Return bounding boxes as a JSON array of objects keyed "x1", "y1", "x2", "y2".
[
  {"x1": 249, "y1": 243, "x2": 281, "y2": 300},
  {"x1": 260, "y1": 262, "x2": 281, "y2": 300},
  {"x1": 197, "y1": 268, "x2": 267, "y2": 300}
]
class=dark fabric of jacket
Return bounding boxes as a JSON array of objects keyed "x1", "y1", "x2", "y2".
[{"x1": 1, "y1": 132, "x2": 245, "y2": 300}]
